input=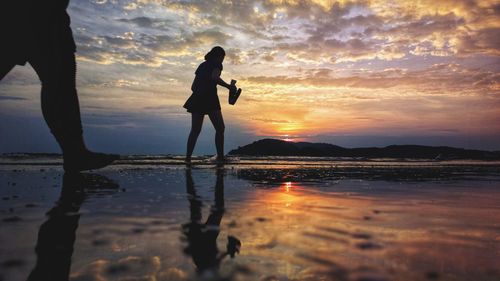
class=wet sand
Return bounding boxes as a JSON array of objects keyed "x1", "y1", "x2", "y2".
[{"x1": 1, "y1": 158, "x2": 499, "y2": 281}]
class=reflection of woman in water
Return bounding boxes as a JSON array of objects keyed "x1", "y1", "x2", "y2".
[
  {"x1": 183, "y1": 46, "x2": 237, "y2": 164},
  {"x1": 182, "y1": 169, "x2": 241, "y2": 277}
]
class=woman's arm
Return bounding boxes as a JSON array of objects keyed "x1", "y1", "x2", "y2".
[{"x1": 211, "y1": 68, "x2": 233, "y2": 90}]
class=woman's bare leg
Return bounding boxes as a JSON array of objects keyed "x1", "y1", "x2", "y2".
[
  {"x1": 208, "y1": 110, "x2": 225, "y2": 160},
  {"x1": 186, "y1": 113, "x2": 204, "y2": 161}
]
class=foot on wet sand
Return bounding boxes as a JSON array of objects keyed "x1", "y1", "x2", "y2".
[
  {"x1": 206, "y1": 155, "x2": 239, "y2": 164},
  {"x1": 216, "y1": 156, "x2": 226, "y2": 164},
  {"x1": 63, "y1": 151, "x2": 119, "y2": 172}
]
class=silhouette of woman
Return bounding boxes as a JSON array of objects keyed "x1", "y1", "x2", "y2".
[{"x1": 184, "y1": 46, "x2": 237, "y2": 164}]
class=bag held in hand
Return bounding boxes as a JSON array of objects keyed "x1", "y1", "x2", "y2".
[{"x1": 228, "y1": 79, "x2": 242, "y2": 105}]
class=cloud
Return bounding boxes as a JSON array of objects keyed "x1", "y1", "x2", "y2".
[
  {"x1": 74, "y1": 26, "x2": 231, "y2": 66},
  {"x1": 252, "y1": 117, "x2": 291, "y2": 123},
  {"x1": 71, "y1": 0, "x2": 500, "y2": 68},
  {"x1": 0, "y1": 96, "x2": 28, "y2": 101},
  {"x1": 118, "y1": 17, "x2": 174, "y2": 30},
  {"x1": 243, "y1": 63, "x2": 500, "y2": 92},
  {"x1": 457, "y1": 27, "x2": 500, "y2": 56}
]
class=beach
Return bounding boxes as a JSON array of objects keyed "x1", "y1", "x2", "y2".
[{"x1": 1, "y1": 156, "x2": 499, "y2": 281}]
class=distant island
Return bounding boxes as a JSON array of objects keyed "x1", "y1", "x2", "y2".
[{"x1": 228, "y1": 139, "x2": 500, "y2": 160}]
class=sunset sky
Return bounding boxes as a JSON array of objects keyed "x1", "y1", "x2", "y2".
[{"x1": 1, "y1": 0, "x2": 499, "y2": 154}]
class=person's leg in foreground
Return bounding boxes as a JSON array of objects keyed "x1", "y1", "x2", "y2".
[
  {"x1": 186, "y1": 113, "x2": 205, "y2": 163},
  {"x1": 1, "y1": 1, "x2": 118, "y2": 172},
  {"x1": 29, "y1": 50, "x2": 117, "y2": 172}
]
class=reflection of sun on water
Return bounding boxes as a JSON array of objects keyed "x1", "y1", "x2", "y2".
[
  {"x1": 284, "y1": 181, "x2": 292, "y2": 193},
  {"x1": 281, "y1": 182, "x2": 294, "y2": 207}
]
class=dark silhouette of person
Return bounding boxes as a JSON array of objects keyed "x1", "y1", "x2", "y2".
[
  {"x1": 182, "y1": 168, "x2": 241, "y2": 277},
  {"x1": 183, "y1": 46, "x2": 238, "y2": 164},
  {"x1": 0, "y1": 1, "x2": 118, "y2": 172},
  {"x1": 27, "y1": 173, "x2": 119, "y2": 281}
]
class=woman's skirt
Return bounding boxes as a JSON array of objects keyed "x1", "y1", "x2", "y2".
[{"x1": 183, "y1": 91, "x2": 221, "y2": 114}]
